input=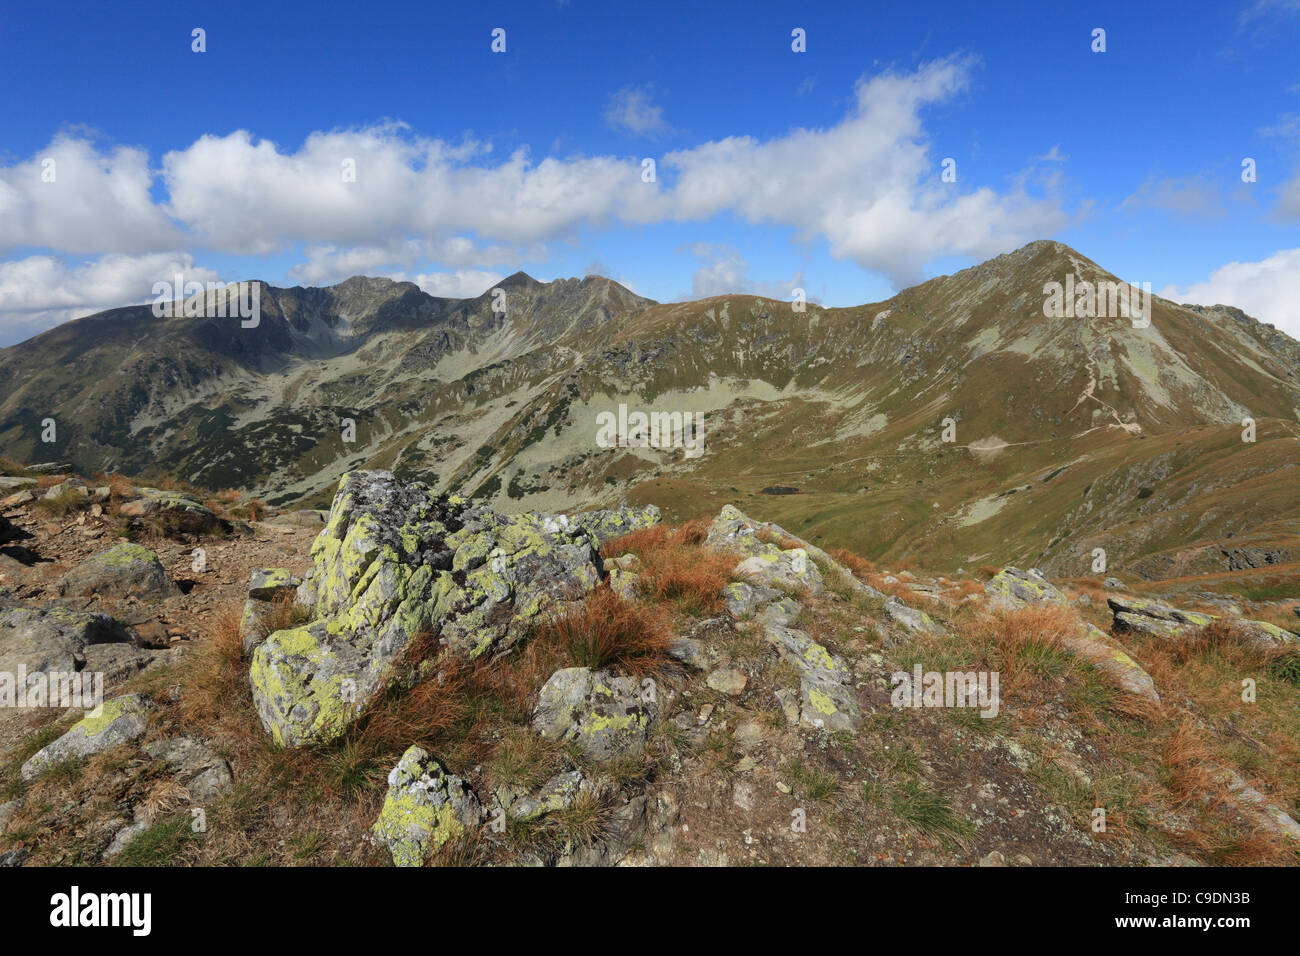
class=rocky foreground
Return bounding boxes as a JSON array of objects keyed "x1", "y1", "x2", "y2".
[{"x1": 1, "y1": 466, "x2": 1297, "y2": 866}]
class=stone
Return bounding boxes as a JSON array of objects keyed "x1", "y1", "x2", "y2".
[
  {"x1": 532, "y1": 666, "x2": 656, "y2": 760},
  {"x1": 103, "y1": 821, "x2": 149, "y2": 859},
  {"x1": 0, "y1": 605, "x2": 135, "y2": 674},
  {"x1": 371, "y1": 746, "x2": 484, "y2": 866},
  {"x1": 247, "y1": 567, "x2": 303, "y2": 601},
  {"x1": 984, "y1": 567, "x2": 1065, "y2": 606},
  {"x1": 763, "y1": 621, "x2": 860, "y2": 731},
  {"x1": 251, "y1": 471, "x2": 603, "y2": 746},
  {"x1": 118, "y1": 489, "x2": 221, "y2": 534},
  {"x1": 706, "y1": 666, "x2": 748, "y2": 696},
  {"x1": 566, "y1": 504, "x2": 661, "y2": 547},
  {"x1": 1108, "y1": 596, "x2": 1297, "y2": 650},
  {"x1": 721, "y1": 581, "x2": 782, "y2": 618},
  {"x1": 666, "y1": 635, "x2": 713, "y2": 670},
  {"x1": 59, "y1": 543, "x2": 180, "y2": 601},
  {"x1": 883, "y1": 596, "x2": 946, "y2": 635},
  {"x1": 607, "y1": 568, "x2": 640, "y2": 601},
  {"x1": 1060, "y1": 624, "x2": 1161, "y2": 708},
  {"x1": 506, "y1": 770, "x2": 585, "y2": 821},
  {"x1": 21, "y1": 694, "x2": 154, "y2": 779},
  {"x1": 143, "y1": 737, "x2": 234, "y2": 802}
]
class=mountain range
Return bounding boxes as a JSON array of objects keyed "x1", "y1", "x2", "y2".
[{"x1": 3, "y1": 240, "x2": 1298, "y2": 579}]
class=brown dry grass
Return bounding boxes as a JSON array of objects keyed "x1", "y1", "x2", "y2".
[
  {"x1": 829, "y1": 547, "x2": 875, "y2": 578},
  {"x1": 603, "y1": 520, "x2": 734, "y2": 616},
  {"x1": 531, "y1": 585, "x2": 674, "y2": 677}
]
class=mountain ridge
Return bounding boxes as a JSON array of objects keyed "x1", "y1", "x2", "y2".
[{"x1": 2, "y1": 240, "x2": 1297, "y2": 579}]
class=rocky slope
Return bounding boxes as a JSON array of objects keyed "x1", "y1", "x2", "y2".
[
  {"x1": 3, "y1": 241, "x2": 1297, "y2": 579},
  {"x1": 1, "y1": 466, "x2": 1296, "y2": 867}
]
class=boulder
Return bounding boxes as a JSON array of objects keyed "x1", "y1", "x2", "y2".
[
  {"x1": 883, "y1": 596, "x2": 946, "y2": 635},
  {"x1": 1108, "y1": 596, "x2": 1297, "y2": 650},
  {"x1": 143, "y1": 737, "x2": 234, "y2": 803},
  {"x1": 532, "y1": 666, "x2": 656, "y2": 760},
  {"x1": 506, "y1": 770, "x2": 585, "y2": 821},
  {"x1": 984, "y1": 567, "x2": 1065, "y2": 605},
  {"x1": 0, "y1": 605, "x2": 135, "y2": 674},
  {"x1": 239, "y1": 568, "x2": 303, "y2": 655},
  {"x1": 20, "y1": 694, "x2": 153, "y2": 779},
  {"x1": 705, "y1": 504, "x2": 885, "y2": 600},
  {"x1": 59, "y1": 543, "x2": 179, "y2": 601},
  {"x1": 371, "y1": 746, "x2": 484, "y2": 866},
  {"x1": 762, "y1": 621, "x2": 860, "y2": 732},
  {"x1": 566, "y1": 504, "x2": 661, "y2": 547},
  {"x1": 251, "y1": 471, "x2": 602, "y2": 747},
  {"x1": 118, "y1": 489, "x2": 221, "y2": 534},
  {"x1": 1060, "y1": 624, "x2": 1161, "y2": 708},
  {"x1": 721, "y1": 581, "x2": 782, "y2": 618},
  {"x1": 706, "y1": 666, "x2": 748, "y2": 696}
]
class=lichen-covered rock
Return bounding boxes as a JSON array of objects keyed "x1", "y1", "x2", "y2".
[
  {"x1": 532, "y1": 666, "x2": 656, "y2": 760},
  {"x1": 248, "y1": 567, "x2": 302, "y2": 600},
  {"x1": 566, "y1": 504, "x2": 661, "y2": 546},
  {"x1": 883, "y1": 596, "x2": 946, "y2": 635},
  {"x1": 506, "y1": 770, "x2": 585, "y2": 821},
  {"x1": 0, "y1": 605, "x2": 134, "y2": 674},
  {"x1": 1060, "y1": 624, "x2": 1161, "y2": 708},
  {"x1": 59, "y1": 543, "x2": 179, "y2": 601},
  {"x1": 762, "y1": 621, "x2": 860, "y2": 732},
  {"x1": 251, "y1": 471, "x2": 602, "y2": 746},
  {"x1": 240, "y1": 568, "x2": 303, "y2": 654},
  {"x1": 118, "y1": 489, "x2": 221, "y2": 534},
  {"x1": 371, "y1": 746, "x2": 484, "y2": 866},
  {"x1": 706, "y1": 504, "x2": 884, "y2": 600},
  {"x1": 607, "y1": 568, "x2": 640, "y2": 601},
  {"x1": 143, "y1": 737, "x2": 233, "y2": 802},
  {"x1": 1108, "y1": 596, "x2": 1297, "y2": 649},
  {"x1": 722, "y1": 581, "x2": 783, "y2": 618},
  {"x1": 20, "y1": 694, "x2": 153, "y2": 779},
  {"x1": 984, "y1": 567, "x2": 1065, "y2": 606},
  {"x1": 707, "y1": 506, "x2": 824, "y2": 594},
  {"x1": 734, "y1": 549, "x2": 824, "y2": 595}
]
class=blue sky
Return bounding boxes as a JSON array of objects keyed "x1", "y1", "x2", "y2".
[{"x1": 0, "y1": 0, "x2": 1297, "y2": 344}]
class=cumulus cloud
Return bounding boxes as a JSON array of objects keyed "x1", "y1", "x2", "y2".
[
  {"x1": 683, "y1": 243, "x2": 806, "y2": 301},
  {"x1": 0, "y1": 252, "x2": 219, "y2": 345},
  {"x1": 1159, "y1": 248, "x2": 1300, "y2": 339},
  {"x1": 0, "y1": 134, "x2": 181, "y2": 254},
  {"x1": 604, "y1": 85, "x2": 671, "y2": 136},
  {"x1": 1, "y1": 56, "x2": 1070, "y2": 333},
  {"x1": 660, "y1": 55, "x2": 1066, "y2": 286},
  {"x1": 410, "y1": 270, "x2": 504, "y2": 298}
]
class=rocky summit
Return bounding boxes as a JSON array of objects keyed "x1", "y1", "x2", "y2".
[
  {"x1": 0, "y1": 458, "x2": 1295, "y2": 869},
  {"x1": 0, "y1": 244, "x2": 1296, "y2": 871}
]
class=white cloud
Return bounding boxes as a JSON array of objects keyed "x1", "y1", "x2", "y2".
[
  {"x1": 410, "y1": 270, "x2": 503, "y2": 298},
  {"x1": 0, "y1": 134, "x2": 181, "y2": 254},
  {"x1": 604, "y1": 86, "x2": 670, "y2": 136},
  {"x1": 0, "y1": 57, "x2": 1070, "y2": 333},
  {"x1": 659, "y1": 55, "x2": 1067, "y2": 286},
  {"x1": 1159, "y1": 248, "x2": 1300, "y2": 339},
  {"x1": 683, "y1": 243, "x2": 805, "y2": 301},
  {"x1": 0, "y1": 252, "x2": 219, "y2": 345}
]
